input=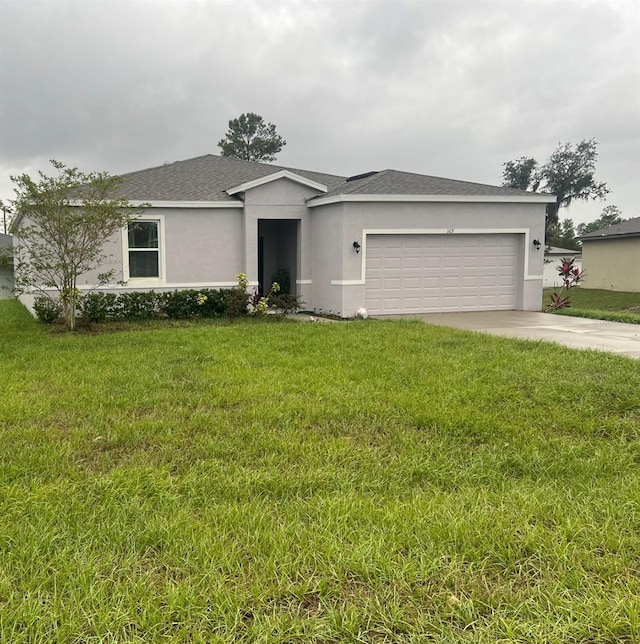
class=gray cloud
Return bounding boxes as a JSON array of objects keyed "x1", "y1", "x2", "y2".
[{"x1": 1, "y1": 0, "x2": 638, "y2": 225}]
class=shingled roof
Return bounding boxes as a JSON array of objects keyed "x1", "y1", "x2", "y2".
[
  {"x1": 579, "y1": 216, "x2": 640, "y2": 241},
  {"x1": 116, "y1": 154, "x2": 346, "y2": 201},
  {"x1": 310, "y1": 168, "x2": 553, "y2": 200},
  {"x1": 115, "y1": 155, "x2": 553, "y2": 202}
]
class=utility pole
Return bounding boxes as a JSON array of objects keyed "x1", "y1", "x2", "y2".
[{"x1": 1, "y1": 206, "x2": 7, "y2": 235}]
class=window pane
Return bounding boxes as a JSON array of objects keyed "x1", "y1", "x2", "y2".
[
  {"x1": 129, "y1": 251, "x2": 159, "y2": 278},
  {"x1": 128, "y1": 221, "x2": 158, "y2": 248}
]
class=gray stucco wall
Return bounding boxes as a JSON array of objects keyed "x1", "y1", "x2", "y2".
[
  {"x1": 163, "y1": 208, "x2": 243, "y2": 285},
  {"x1": 81, "y1": 207, "x2": 244, "y2": 288},
  {"x1": 309, "y1": 203, "x2": 346, "y2": 315},
  {"x1": 310, "y1": 200, "x2": 546, "y2": 316},
  {"x1": 14, "y1": 187, "x2": 547, "y2": 318},
  {"x1": 16, "y1": 206, "x2": 245, "y2": 316},
  {"x1": 243, "y1": 179, "x2": 320, "y2": 304}
]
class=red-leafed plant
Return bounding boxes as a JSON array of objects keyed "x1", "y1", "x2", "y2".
[{"x1": 545, "y1": 257, "x2": 583, "y2": 312}]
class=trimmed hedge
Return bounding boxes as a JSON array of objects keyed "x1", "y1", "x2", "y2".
[{"x1": 35, "y1": 288, "x2": 252, "y2": 324}]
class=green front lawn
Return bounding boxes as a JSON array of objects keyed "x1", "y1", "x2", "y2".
[
  {"x1": 544, "y1": 288, "x2": 640, "y2": 324},
  {"x1": 1, "y1": 299, "x2": 640, "y2": 642}
]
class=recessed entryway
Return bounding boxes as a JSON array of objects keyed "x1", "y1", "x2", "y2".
[{"x1": 257, "y1": 219, "x2": 298, "y2": 295}]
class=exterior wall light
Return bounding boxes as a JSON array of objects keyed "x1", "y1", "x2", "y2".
[
  {"x1": 353, "y1": 241, "x2": 361, "y2": 254},
  {"x1": 532, "y1": 239, "x2": 542, "y2": 250}
]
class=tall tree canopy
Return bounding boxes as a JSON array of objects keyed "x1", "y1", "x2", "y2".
[
  {"x1": 502, "y1": 139, "x2": 609, "y2": 239},
  {"x1": 576, "y1": 205, "x2": 625, "y2": 236},
  {"x1": 502, "y1": 156, "x2": 539, "y2": 192},
  {"x1": 10, "y1": 160, "x2": 139, "y2": 330},
  {"x1": 218, "y1": 113, "x2": 286, "y2": 162}
]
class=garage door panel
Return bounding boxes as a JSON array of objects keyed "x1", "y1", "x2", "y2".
[
  {"x1": 404, "y1": 257, "x2": 423, "y2": 269},
  {"x1": 365, "y1": 234, "x2": 519, "y2": 314}
]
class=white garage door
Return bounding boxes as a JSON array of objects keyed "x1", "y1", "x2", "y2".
[{"x1": 365, "y1": 234, "x2": 519, "y2": 314}]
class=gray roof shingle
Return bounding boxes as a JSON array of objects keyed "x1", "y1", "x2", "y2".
[
  {"x1": 114, "y1": 155, "x2": 550, "y2": 202},
  {"x1": 579, "y1": 216, "x2": 640, "y2": 241},
  {"x1": 117, "y1": 154, "x2": 346, "y2": 201},
  {"x1": 312, "y1": 168, "x2": 553, "y2": 199}
]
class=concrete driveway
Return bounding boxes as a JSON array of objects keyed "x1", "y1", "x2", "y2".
[{"x1": 388, "y1": 311, "x2": 640, "y2": 359}]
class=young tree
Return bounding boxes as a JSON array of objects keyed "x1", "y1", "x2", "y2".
[
  {"x1": 502, "y1": 139, "x2": 609, "y2": 240},
  {"x1": 218, "y1": 112, "x2": 286, "y2": 162},
  {"x1": 576, "y1": 205, "x2": 625, "y2": 236},
  {"x1": 10, "y1": 160, "x2": 139, "y2": 330}
]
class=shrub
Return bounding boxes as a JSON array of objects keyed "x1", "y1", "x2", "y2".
[
  {"x1": 33, "y1": 294, "x2": 63, "y2": 324},
  {"x1": 248, "y1": 281, "x2": 281, "y2": 316},
  {"x1": 79, "y1": 292, "x2": 117, "y2": 322},
  {"x1": 271, "y1": 268, "x2": 291, "y2": 294},
  {"x1": 223, "y1": 288, "x2": 249, "y2": 319},
  {"x1": 160, "y1": 290, "x2": 203, "y2": 319},
  {"x1": 114, "y1": 291, "x2": 160, "y2": 320},
  {"x1": 198, "y1": 289, "x2": 226, "y2": 318},
  {"x1": 223, "y1": 274, "x2": 251, "y2": 319},
  {"x1": 269, "y1": 293, "x2": 304, "y2": 315}
]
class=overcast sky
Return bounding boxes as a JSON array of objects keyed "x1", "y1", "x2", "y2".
[{"x1": 1, "y1": 0, "x2": 638, "y2": 227}]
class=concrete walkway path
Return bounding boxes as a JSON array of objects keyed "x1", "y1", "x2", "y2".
[{"x1": 388, "y1": 311, "x2": 640, "y2": 359}]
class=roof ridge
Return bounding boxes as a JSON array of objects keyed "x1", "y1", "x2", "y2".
[
  {"x1": 116, "y1": 154, "x2": 215, "y2": 178},
  {"x1": 117, "y1": 153, "x2": 345, "y2": 182}
]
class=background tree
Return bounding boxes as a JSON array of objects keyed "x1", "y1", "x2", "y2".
[
  {"x1": 10, "y1": 160, "x2": 139, "y2": 330},
  {"x1": 502, "y1": 139, "x2": 609, "y2": 240},
  {"x1": 576, "y1": 205, "x2": 625, "y2": 236},
  {"x1": 546, "y1": 218, "x2": 580, "y2": 250},
  {"x1": 501, "y1": 156, "x2": 539, "y2": 191},
  {"x1": 218, "y1": 112, "x2": 286, "y2": 162}
]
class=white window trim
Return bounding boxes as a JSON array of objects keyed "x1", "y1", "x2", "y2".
[{"x1": 122, "y1": 215, "x2": 166, "y2": 285}]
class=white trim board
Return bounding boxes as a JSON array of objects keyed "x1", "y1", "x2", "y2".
[
  {"x1": 65, "y1": 199, "x2": 244, "y2": 209},
  {"x1": 308, "y1": 193, "x2": 556, "y2": 207},
  {"x1": 128, "y1": 200, "x2": 244, "y2": 209},
  {"x1": 62, "y1": 281, "x2": 257, "y2": 291},
  {"x1": 330, "y1": 228, "x2": 542, "y2": 285},
  {"x1": 226, "y1": 170, "x2": 327, "y2": 196}
]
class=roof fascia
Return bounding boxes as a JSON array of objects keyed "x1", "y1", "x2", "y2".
[
  {"x1": 307, "y1": 193, "x2": 557, "y2": 207},
  {"x1": 127, "y1": 200, "x2": 243, "y2": 208},
  {"x1": 226, "y1": 170, "x2": 327, "y2": 196},
  {"x1": 65, "y1": 199, "x2": 244, "y2": 209},
  {"x1": 580, "y1": 232, "x2": 640, "y2": 242}
]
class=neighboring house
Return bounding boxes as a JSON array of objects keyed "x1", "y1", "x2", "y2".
[
  {"x1": 543, "y1": 246, "x2": 582, "y2": 288},
  {"x1": 578, "y1": 216, "x2": 640, "y2": 292},
  {"x1": 15, "y1": 154, "x2": 554, "y2": 316},
  {"x1": 0, "y1": 233, "x2": 14, "y2": 299}
]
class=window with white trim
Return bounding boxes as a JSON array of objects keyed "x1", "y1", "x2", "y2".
[{"x1": 127, "y1": 220, "x2": 160, "y2": 278}]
